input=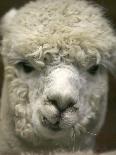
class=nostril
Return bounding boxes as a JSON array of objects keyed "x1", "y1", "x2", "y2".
[
  {"x1": 47, "y1": 97, "x2": 58, "y2": 106},
  {"x1": 66, "y1": 103, "x2": 73, "y2": 110},
  {"x1": 49, "y1": 99, "x2": 58, "y2": 106},
  {"x1": 47, "y1": 96, "x2": 59, "y2": 108},
  {"x1": 46, "y1": 95, "x2": 77, "y2": 112},
  {"x1": 67, "y1": 98, "x2": 76, "y2": 109}
]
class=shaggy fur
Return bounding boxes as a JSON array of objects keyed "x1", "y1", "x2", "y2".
[{"x1": 0, "y1": 0, "x2": 116, "y2": 154}]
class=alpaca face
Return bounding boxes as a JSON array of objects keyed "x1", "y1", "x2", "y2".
[
  {"x1": 1, "y1": 0, "x2": 116, "y2": 151},
  {"x1": 3, "y1": 43, "x2": 108, "y2": 148}
]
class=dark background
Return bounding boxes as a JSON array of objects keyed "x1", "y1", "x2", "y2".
[{"x1": 0, "y1": 0, "x2": 116, "y2": 153}]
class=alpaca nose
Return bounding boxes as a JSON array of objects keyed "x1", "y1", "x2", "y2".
[
  {"x1": 47, "y1": 91, "x2": 76, "y2": 112},
  {"x1": 46, "y1": 67, "x2": 79, "y2": 112}
]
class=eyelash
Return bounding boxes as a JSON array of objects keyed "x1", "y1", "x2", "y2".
[
  {"x1": 16, "y1": 61, "x2": 35, "y2": 74},
  {"x1": 87, "y1": 65, "x2": 100, "y2": 75}
]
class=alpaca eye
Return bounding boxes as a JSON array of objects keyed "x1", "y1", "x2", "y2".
[
  {"x1": 87, "y1": 65, "x2": 99, "y2": 75},
  {"x1": 16, "y1": 61, "x2": 35, "y2": 73}
]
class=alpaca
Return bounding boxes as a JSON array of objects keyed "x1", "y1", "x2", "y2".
[{"x1": 0, "y1": 0, "x2": 116, "y2": 154}]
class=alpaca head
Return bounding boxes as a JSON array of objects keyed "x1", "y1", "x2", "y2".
[{"x1": 0, "y1": 0, "x2": 116, "y2": 151}]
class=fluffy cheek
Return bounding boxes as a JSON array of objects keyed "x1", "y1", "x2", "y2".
[
  {"x1": 7, "y1": 76, "x2": 35, "y2": 142},
  {"x1": 76, "y1": 94, "x2": 107, "y2": 136}
]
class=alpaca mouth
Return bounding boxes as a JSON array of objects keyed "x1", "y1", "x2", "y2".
[{"x1": 41, "y1": 116, "x2": 61, "y2": 132}]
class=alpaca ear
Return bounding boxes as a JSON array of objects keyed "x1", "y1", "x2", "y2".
[{"x1": 0, "y1": 8, "x2": 17, "y2": 36}]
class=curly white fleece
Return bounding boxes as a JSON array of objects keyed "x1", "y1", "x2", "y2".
[{"x1": 0, "y1": 0, "x2": 116, "y2": 155}]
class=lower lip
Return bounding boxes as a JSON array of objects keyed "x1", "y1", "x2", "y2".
[
  {"x1": 41, "y1": 119, "x2": 61, "y2": 132},
  {"x1": 48, "y1": 125, "x2": 61, "y2": 132}
]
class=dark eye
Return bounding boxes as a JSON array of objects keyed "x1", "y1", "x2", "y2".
[
  {"x1": 87, "y1": 65, "x2": 99, "y2": 75},
  {"x1": 16, "y1": 61, "x2": 35, "y2": 73}
]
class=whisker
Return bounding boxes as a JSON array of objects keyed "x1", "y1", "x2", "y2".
[
  {"x1": 71, "y1": 126, "x2": 76, "y2": 152},
  {"x1": 87, "y1": 131, "x2": 96, "y2": 136}
]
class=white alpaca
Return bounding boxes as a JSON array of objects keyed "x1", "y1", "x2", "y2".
[{"x1": 0, "y1": 0, "x2": 116, "y2": 154}]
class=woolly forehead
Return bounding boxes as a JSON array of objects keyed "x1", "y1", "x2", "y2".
[
  {"x1": 2, "y1": 31, "x2": 104, "y2": 68},
  {"x1": 1, "y1": 0, "x2": 116, "y2": 68}
]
